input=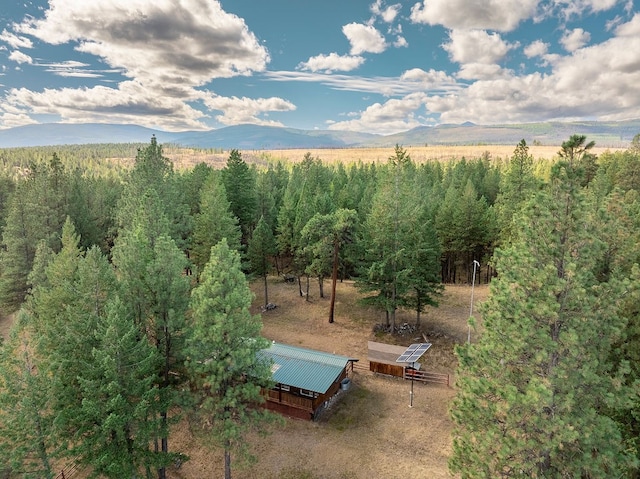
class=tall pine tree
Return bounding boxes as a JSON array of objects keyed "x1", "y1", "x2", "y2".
[
  {"x1": 450, "y1": 150, "x2": 636, "y2": 477},
  {"x1": 185, "y1": 239, "x2": 276, "y2": 479}
]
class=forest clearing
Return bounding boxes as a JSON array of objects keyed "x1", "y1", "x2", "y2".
[
  {"x1": 0, "y1": 277, "x2": 488, "y2": 479},
  {"x1": 169, "y1": 278, "x2": 489, "y2": 479}
]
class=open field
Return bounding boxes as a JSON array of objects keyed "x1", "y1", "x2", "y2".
[
  {"x1": 167, "y1": 278, "x2": 489, "y2": 479},
  {"x1": 153, "y1": 144, "x2": 625, "y2": 170}
]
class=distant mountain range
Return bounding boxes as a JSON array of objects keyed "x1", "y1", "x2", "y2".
[{"x1": 0, "y1": 120, "x2": 639, "y2": 149}]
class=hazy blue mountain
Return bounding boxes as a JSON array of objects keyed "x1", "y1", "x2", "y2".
[
  {"x1": 0, "y1": 123, "x2": 174, "y2": 147},
  {"x1": 0, "y1": 120, "x2": 638, "y2": 149},
  {"x1": 170, "y1": 124, "x2": 378, "y2": 149}
]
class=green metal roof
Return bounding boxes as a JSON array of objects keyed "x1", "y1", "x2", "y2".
[{"x1": 260, "y1": 342, "x2": 355, "y2": 394}]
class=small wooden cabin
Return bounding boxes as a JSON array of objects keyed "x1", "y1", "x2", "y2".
[
  {"x1": 260, "y1": 342, "x2": 357, "y2": 420},
  {"x1": 367, "y1": 341, "x2": 421, "y2": 377}
]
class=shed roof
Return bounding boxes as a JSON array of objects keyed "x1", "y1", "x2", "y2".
[
  {"x1": 260, "y1": 342, "x2": 356, "y2": 394},
  {"x1": 367, "y1": 341, "x2": 422, "y2": 368}
]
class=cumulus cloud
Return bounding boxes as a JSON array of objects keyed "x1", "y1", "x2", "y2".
[
  {"x1": 615, "y1": 11, "x2": 640, "y2": 35},
  {"x1": 201, "y1": 94, "x2": 296, "y2": 127},
  {"x1": 424, "y1": 14, "x2": 640, "y2": 124},
  {"x1": 560, "y1": 28, "x2": 591, "y2": 52},
  {"x1": 443, "y1": 30, "x2": 517, "y2": 64},
  {"x1": 554, "y1": 0, "x2": 621, "y2": 20},
  {"x1": 3, "y1": 82, "x2": 207, "y2": 130},
  {"x1": 456, "y1": 63, "x2": 510, "y2": 80},
  {"x1": 1, "y1": 0, "x2": 300, "y2": 130},
  {"x1": 16, "y1": 0, "x2": 269, "y2": 88},
  {"x1": 0, "y1": 30, "x2": 33, "y2": 49},
  {"x1": 524, "y1": 40, "x2": 549, "y2": 58},
  {"x1": 328, "y1": 92, "x2": 429, "y2": 134},
  {"x1": 342, "y1": 23, "x2": 387, "y2": 55},
  {"x1": 370, "y1": 1, "x2": 402, "y2": 23},
  {"x1": 8, "y1": 50, "x2": 33, "y2": 64},
  {"x1": 297, "y1": 53, "x2": 365, "y2": 73},
  {"x1": 410, "y1": 0, "x2": 538, "y2": 32},
  {"x1": 400, "y1": 68, "x2": 458, "y2": 87},
  {"x1": 394, "y1": 36, "x2": 408, "y2": 48}
]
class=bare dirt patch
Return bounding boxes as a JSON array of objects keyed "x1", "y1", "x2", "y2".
[{"x1": 168, "y1": 278, "x2": 488, "y2": 479}]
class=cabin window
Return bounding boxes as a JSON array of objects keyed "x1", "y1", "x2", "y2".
[
  {"x1": 279, "y1": 384, "x2": 290, "y2": 392},
  {"x1": 300, "y1": 389, "x2": 317, "y2": 398}
]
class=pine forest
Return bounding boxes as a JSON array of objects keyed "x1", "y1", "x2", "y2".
[{"x1": 1, "y1": 133, "x2": 640, "y2": 478}]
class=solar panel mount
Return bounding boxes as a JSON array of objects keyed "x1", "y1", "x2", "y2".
[{"x1": 396, "y1": 343, "x2": 431, "y2": 363}]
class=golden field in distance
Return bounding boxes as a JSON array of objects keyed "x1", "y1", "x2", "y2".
[{"x1": 161, "y1": 144, "x2": 625, "y2": 170}]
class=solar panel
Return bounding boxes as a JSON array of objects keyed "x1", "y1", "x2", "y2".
[{"x1": 396, "y1": 343, "x2": 431, "y2": 363}]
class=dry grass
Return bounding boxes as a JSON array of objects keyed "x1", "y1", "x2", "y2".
[
  {"x1": 0, "y1": 278, "x2": 490, "y2": 479},
  {"x1": 168, "y1": 278, "x2": 489, "y2": 479},
  {"x1": 155, "y1": 144, "x2": 624, "y2": 170}
]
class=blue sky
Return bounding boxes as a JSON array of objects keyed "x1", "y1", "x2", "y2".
[{"x1": 0, "y1": 0, "x2": 638, "y2": 135}]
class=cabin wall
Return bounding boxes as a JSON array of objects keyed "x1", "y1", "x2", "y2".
[{"x1": 262, "y1": 368, "x2": 348, "y2": 420}]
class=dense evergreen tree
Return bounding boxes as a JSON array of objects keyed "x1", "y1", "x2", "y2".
[
  {"x1": 223, "y1": 149, "x2": 257, "y2": 247},
  {"x1": 301, "y1": 208, "x2": 357, "y2": 322},
  {"x1": 0, "y1": 155, "x2": 70, "y2": 312},
  {"x1": 185, "y1": 239, "x2": 276, "y2": 479},
  {"x1": 112, "y1": 206, "x2": 189, "y2": 478},
  {"x1": 450, "y1": 147, "x2": 636, "y2": 477},
  {"x1": 0, "y1": 318, "x2": 54, "y2": 479},
  {"x1": 191, "y1": 170, "x2": 241, "y2": 273},
  {"x1": 116, "y1": 136, "x2": 191, "y2": 251},
  {"x1": 495, "y1": 140, "x2": 539, "y2": 246},
  {"x1": 357, "y1": 146, "x2": 417, "y2": 330},
  {"x1": 276, "y1": 153, "x2": 334, "y2": 282},
  {"x1": 73, "y1": 297, "x2": 168, "y2": 478},
  {"x1": 559, "y1": 134, "x2": 598, "y2": 187},
  {"x1": 436, "y1": 178, "x2": 494, "y2": 283},
  {"x1": 247, "y1": 215, "x2": 276, "y2": 307}
]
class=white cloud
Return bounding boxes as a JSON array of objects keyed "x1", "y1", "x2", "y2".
[
  {"x1": 553, "y1": 0, "x2": 621, "y2": 19},
  {"x1": 342, "y1": 23, "x2": 387, "y2": 55},
  {"x1": 297, "y1": 53, "x2": 365, "y2": 73},
  {"x1": 410, "y1": 0, "x2": 538, "y2": 32},
  {"x1": 524, "y1": 40, "x2": 549, "y2": 58},
  {"x1": 370, "y1": 1, "x2": 401, "y2": 23},
  {"x1": 400, "y1": 68, "x2": 458, "y2": 87},
  {"x1": 560, "y1": 28, "x2": 591, "y2": 52},
  {"x1": 615, "y1": 11, "x2": 640, "y2": 36},
  {"x1": 0, "y1": 29, "x2": 33, "y2": 49},
  {"x1": 393, "y1": 36, "x2": 408, "y2": 48},
  {"x1": 456, "y1": 63, "x2": 510, "y2": 80},
  {"x1": 3, "y1": 82, "x2": 207, "y2": 130},
  {"x1": 16, "y1": 0, "x2": 269, "y2": 89},
  {"x1": 201, "y1": 94, "x2": 296, "y2": 127},
  {"x1": 8, "y1": 50, "x2": 33, "y2": 64},
  {"x1": 424, "y1": 13, "x2": 640, "y2": 124},
  {"x1": 443, "y1": 30, "x2": 517, "y2": 64},
  {"x1": 266, "y1": 70, "x2": 461, "y2": 97},
  {"x1": 328, "y1": 92, "x2": 429, "y2": 135},
  {"x1": 2, "y1": 0, "x2": 288, "y2": 130}
]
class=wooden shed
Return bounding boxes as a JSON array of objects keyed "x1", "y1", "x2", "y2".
[
  {"x1": 367, "y1": 341, "x2": 421, "y2": 377},
  {"x1": 259, "y1": 342, "x2": 357, "y2": 420}
]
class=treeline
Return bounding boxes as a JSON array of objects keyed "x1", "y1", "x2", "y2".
[
  {"x1": 1, "y1": 133, "x2": 640, "y2": 476},
  {"x1": 451, "y1": 135, "x2": 640, "y2": 477}
]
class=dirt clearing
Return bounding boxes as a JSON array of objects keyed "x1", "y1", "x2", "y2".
[{"x1": 168, "y1": 278, "x2": 488, "y2": 479}]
